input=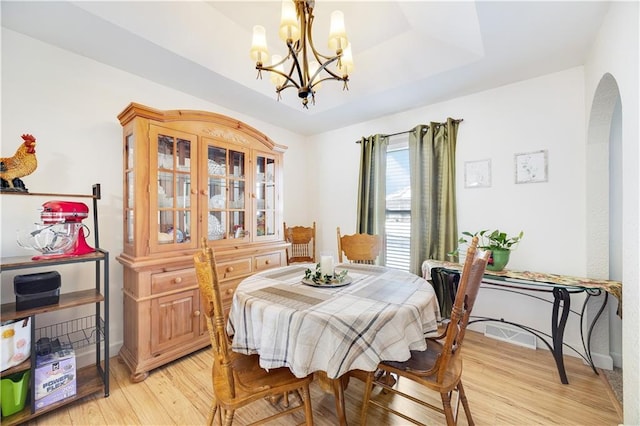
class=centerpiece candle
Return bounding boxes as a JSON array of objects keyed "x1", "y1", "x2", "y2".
[{"x1": 320, "y1": 255, "x2": 334, "y2": 276}]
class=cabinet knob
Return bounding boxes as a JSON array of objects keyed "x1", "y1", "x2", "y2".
[
  {"x1": 226, "y1": 288, "x2": 234, "y2": 295},
  {"x1": 174, "y1": 277, "x2": 183, "y2": 284},
  {"x1": 191, "y1": 188, "x2": 197, "y2": 195},
  {"x1": 226, "y1": 266, "x2": 234, "y2": 273},
  {"x1": 265, "y1": 259, "x2": 271, "y2": 265},
  {"x1": 199, "y1": 189, "x2": 207, "y2": 195},
  {"x1": 193, "y1": 310, "x2": 201, "y2": 317}
]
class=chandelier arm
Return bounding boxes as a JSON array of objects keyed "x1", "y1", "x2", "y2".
[
  {"x1": 310, "y1": 75, "x2": 349, "y2": 91},
  {"x1": 256, "y1": 66, "x2": 302, "y2": 91},
  {"x1": 286, "y1": 39, "x2": 308, "y2": 90},
  {"x1": 308, "y1": 48, "x2": 346, "y2": 82},
  {"x1": 277, "y1": 82, "x2": 298, "y2": 92},
  {"x1": 307, "y1": 26, "x2": 342, "y2": 64},
  {"x1": 255, "y1": 44, "x2": 303, "y2": 90},
  {"x1": 257, "y1": 64, "x2": 302, "y2": 90},
  {"x1": 303, "y1": 2, "x2": 347, "y2": 86},
  {"x1": 276, "y1": 82, "x2": 299, "y2": 98},
  {"x1": 299, "y1": 2, "x2": 312, "y2": 91},
  {"x1": 309, "y1": 56, "x2": 347, "y2": 87}
]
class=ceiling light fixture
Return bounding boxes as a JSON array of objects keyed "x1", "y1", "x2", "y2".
[{"x1": 250, "y1": 0, "x2": 353, "y2": 108}]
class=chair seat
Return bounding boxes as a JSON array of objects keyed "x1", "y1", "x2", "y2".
[
  {"x1": 214, "y1": 352, "x2": 313, "y2": 406},
  {"x1": 380, "y1": 341, "x2": 462, "y2": 393}
]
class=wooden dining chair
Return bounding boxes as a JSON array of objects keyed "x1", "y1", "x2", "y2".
[
  {"x1": 359, "y1": 236, "x2": 490, "y2": 426},
  {"x1": 283, "y1": 221, "x2": 316, "y2": 264},
  {"x1": 336, "y1": 227, "x2": 382, "y2": 264},
  {"x1": 193, "y1": 238, "x2": 315, "y2": 426}
]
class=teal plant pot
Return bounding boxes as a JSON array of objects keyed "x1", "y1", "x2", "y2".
[{"x1": 487, "y1": 249, "x2": 510, "y2": 271}]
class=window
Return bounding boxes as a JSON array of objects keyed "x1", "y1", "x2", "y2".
[{"x1": 385, "y1": 137, "x2": 410, "y2": 270}]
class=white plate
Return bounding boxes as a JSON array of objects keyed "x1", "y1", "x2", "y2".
[{"x1": 301, "y1": 276, "x2": 353, "y2": 288}]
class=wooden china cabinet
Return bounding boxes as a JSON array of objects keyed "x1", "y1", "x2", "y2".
[{"x1": 116, "y1": 103, "x2": 288, "y2": 382}]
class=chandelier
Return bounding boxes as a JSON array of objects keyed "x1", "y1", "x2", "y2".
[{"x1": 250, "y1": 0, "x2": 354, "y2": 108}]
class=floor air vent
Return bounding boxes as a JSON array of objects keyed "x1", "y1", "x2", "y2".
[{"x1": 484, "y1": 324, "x2": 537, "y2": 350}]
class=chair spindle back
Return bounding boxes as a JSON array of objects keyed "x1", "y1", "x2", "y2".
[
  {"x1": 284, "y1": 222, "x2": 316, "y2": 264},
  {"x1": 436, "y1": 236, "x2": 490, "y2": 383},
  {"x1": 193, "y1": 238, "x2": 236, "y2": 398}
]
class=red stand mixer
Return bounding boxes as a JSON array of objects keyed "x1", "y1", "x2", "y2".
[{"x1": 17, "y1": 201, "x2": 95, "y2": 260}]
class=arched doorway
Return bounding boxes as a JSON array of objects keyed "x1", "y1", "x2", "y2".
[{"x1": 586, "y1": 73, "x2": 622, "y2": 379}]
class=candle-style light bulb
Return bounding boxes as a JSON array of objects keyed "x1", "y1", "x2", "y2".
[
  {"x1": 269, "y1": 54, "x2": 286, "y2": 87},
  {"x1": 338, "y1": 43, "x2": 354, "y2": 77},
  {"x1": 328, "y1": 10, "x2": 348, "y2": 53},
  {"x1": 279, "y1": 0, "x2": 300, "y2": 43},
  {"x1": 250, "y1": 25, "x2": 269, "y2": 65}
]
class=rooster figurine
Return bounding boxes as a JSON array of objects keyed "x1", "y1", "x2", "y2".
[{"x1": 0, "y1": 134, "x2": 38, "y2": 192}]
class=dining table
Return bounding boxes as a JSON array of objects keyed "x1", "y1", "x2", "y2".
[{"x1": 227, "y1": 262, "x2": 441, "y2": 425}]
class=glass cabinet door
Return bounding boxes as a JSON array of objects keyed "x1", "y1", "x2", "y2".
[
  {"x1": 255, "y1": 153, "x2": 277, "y2": 239},
  {"x1": 150, "y1": 125, "x2": 197, "y2": 251},
  {"x1": 204, "y1": 139, "x2": 248, "y2": 242}
]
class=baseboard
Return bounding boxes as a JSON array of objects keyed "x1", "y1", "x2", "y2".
[
  {"x1": 484, "y1": 323, "x2": 537, "y2": 350},
  {"x1": 591, "y1": 351, "x2": 614, "y2": 370},
  {"x1": 610, "y1": 351, "x2": 622, "y2": 368},
  {"x1": 74, "y1": 340, "x2": 122, "y2": 369}
]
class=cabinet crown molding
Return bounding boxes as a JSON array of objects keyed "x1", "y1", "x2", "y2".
[{"x1": 117, "y1": 102, "x2": 287, "y2": 153}]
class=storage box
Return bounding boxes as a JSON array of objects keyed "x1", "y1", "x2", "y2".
[
  {"x1": 34, "y1": 346, "x2": 76, "y2": 410},
  {"x1": 14, "y1": 271, "x2": 61, "y2": 311},
  {"x1": 0, "y1": 318, "x2": 31, "y2": 372},
  {"x1": 1, "y1": 370, "x2": 30, "y2": 417}
]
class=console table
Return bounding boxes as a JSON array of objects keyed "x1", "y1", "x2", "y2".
[{"x1": 422, "y1": 260, "x2": 622, "y2": 384}]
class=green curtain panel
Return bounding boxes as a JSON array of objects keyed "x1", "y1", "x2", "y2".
[
  {"x1": 356, "y1": 134, "x2": 388, "y2": 265},
  {"x1": 409, "y1": 118, "x2": 460, "y2": 275}
]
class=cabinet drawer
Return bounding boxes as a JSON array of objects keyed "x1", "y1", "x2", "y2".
[
  {"x1": 255, "y1": 253, "x2": 282, "y2": 271},
  {"x1": 217, "y1": 258, "x2": 252, "y2": 280},
  {"x1": 151, "y1": 269, "x2": 196, "y2": 294},
  {"x1": 219, "y1": 279, "x2": 240, "y2": 311}
]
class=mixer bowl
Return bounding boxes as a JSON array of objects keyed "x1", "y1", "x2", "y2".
[{"x1": 17, "y1": 223, "x2": 77, "y2": 255}]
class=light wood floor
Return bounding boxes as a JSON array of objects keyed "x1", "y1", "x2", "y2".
[{"x1": 27, "y1": 331, "x2": 622, "y2": 425}]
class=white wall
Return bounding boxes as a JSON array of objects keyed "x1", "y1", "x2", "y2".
[
  {"x1": 584, "y1": 2, "x2": 639, "y2": 423},
  {"x1": 310, "y1": 69, "x2": 589, "y2": 275},
  {"x1": 308, "y1": 67, "x2": 594, "y2": 353},
  {"x1": 0, "y1": 29, "x2": 308, "y2": 364}
]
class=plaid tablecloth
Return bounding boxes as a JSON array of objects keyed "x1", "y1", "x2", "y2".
[{"x1": 227, "y1": 263, "x2": 441, "y2": 379}]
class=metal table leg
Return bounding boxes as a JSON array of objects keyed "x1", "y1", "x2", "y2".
[{"x1": 551, "y1": 287, "x2": 571, "y2": 384}]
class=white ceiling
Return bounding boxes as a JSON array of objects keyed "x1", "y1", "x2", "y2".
[{"x1": 1, "y1": 1, "x2": 610, "y2": 136}]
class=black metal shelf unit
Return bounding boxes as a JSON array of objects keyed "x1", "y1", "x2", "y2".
[{"x1": 0, "y1": 184, "x2": 109, "y2": 425}]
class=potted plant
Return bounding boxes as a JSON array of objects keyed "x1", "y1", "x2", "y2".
[{"x1": 449, "y1": 229, "x2": 524, "y2": 271}]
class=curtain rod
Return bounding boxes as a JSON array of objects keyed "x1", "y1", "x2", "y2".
[{"x1": 355, "y1": 118, "x2": 464, "y2": 142}]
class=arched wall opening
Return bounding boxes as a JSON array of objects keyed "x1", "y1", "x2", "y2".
[{"x1": 586, "y1": 72, "x2": 623, "y2": 371}]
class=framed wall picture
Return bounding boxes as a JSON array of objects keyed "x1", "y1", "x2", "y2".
[
  {"x1": 464, "y1": 159, "x2": 491, "y2": 188},
  {"x1": 515, "y1": 150, "x2": 548, "y2": 184}
]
